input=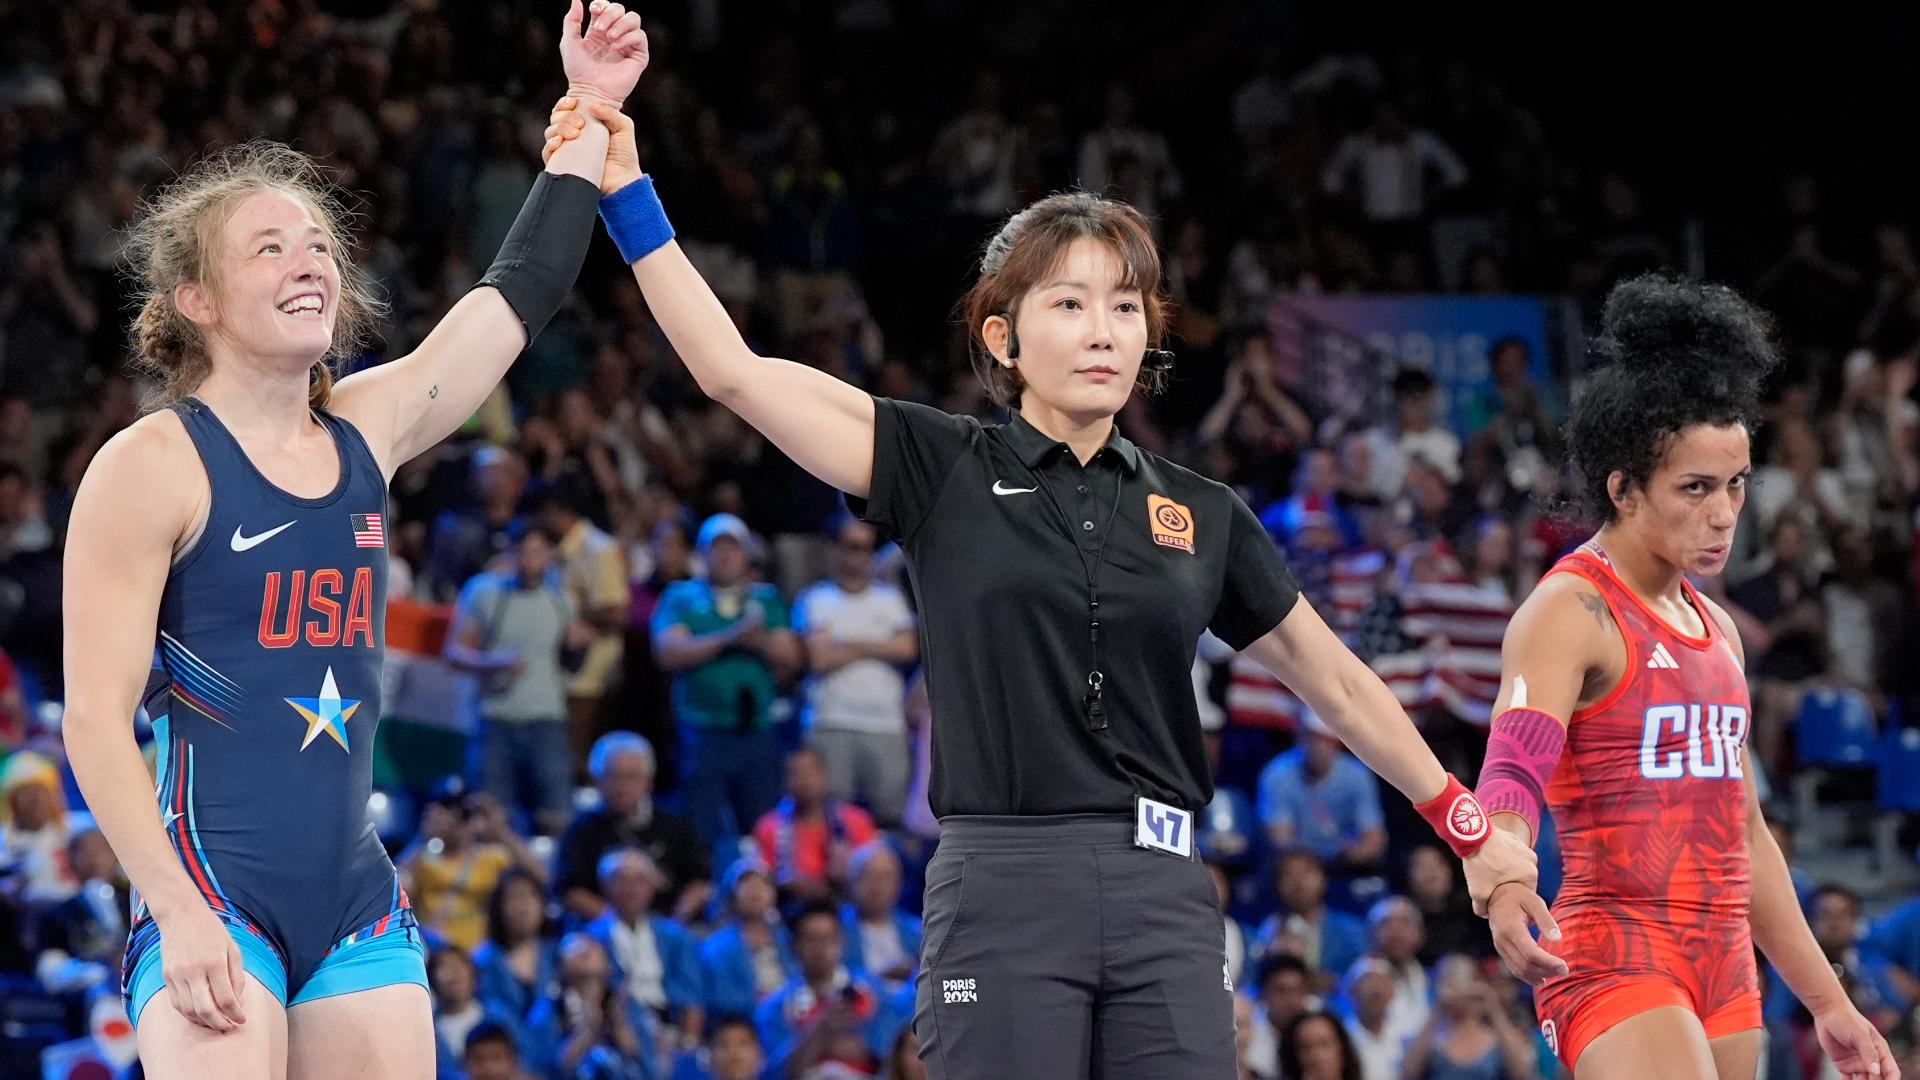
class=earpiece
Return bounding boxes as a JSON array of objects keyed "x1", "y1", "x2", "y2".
[
  {"x1": 1144, "y1": 348, "x2": 1175, "y2": 373},
  {"x1": 1002, "y1": 312, "x2": 1021, "y2": 361}
]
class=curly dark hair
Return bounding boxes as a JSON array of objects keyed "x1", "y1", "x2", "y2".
[{"x1": 1568, "y1": 274, "x2": 1781, "y2": 521}]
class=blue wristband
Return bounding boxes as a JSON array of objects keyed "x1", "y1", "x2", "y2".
[{"x1": 599, "y1": 176, "x2": 675, "y2": 265}]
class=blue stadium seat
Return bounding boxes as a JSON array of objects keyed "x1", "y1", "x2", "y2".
[
  {"x1": 1796, "y1": 689, "x2": 1877, "y2": 767},
  {"x1": 1878, "y1": 727, "x2": 1920, "y2": 813}
]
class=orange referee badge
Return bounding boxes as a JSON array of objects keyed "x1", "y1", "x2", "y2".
[{"x1": 1147, "y1": 494, "x2": 1195, "y2": 554}]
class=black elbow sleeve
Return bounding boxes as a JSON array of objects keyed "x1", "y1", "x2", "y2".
[{"x1": 475, "y1": 171, "x2": 602, "y2": 345}]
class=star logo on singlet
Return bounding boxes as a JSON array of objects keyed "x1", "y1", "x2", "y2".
[{"x1": 284, "y1": 667, "x2": 360, "y2": 753}]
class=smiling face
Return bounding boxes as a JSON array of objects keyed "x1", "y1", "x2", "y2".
[
  {"x1": 1613, "y1": 423, "x2": 1750, "y2": 577},
  {"x1": 182, "y1": 190, "x2": 339, "y2": 369},
  {"x1": 987, "y1": 236, "x2": 1149, "y2": 424}
]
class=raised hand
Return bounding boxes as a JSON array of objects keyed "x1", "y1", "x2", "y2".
[
  {"x1": 559, "y1": 0, "x2": 649, "y2": 108},
  {"x1": 544, "y1": 97, "x2": 644, "y2": 195}
]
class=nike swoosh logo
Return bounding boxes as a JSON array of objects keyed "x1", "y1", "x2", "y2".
[
  {"x1": 992, "y1": 481, "x2": 1038, "y2": 495},
  {"x1": 230, "y1": 520, "x2": 297, "y2": 552}
]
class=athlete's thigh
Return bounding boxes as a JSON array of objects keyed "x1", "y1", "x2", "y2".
[
  {"x1": 1576, "y1": 1006, "x2": 1718, "y2": 1080},
  {"x1": 136, "y1": 974, "x2": 289, "y2": 1080},
  {"x1": 1708, "y1": 1027, "x2": 1762, "y2": 1080},
  {"x1": 286, "y1": 982, "x2": 433, "y2": 1080}
]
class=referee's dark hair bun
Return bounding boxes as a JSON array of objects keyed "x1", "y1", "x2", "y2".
[{"x1": 1594, "y1": 273, "x2": 1779, "y2": 383}]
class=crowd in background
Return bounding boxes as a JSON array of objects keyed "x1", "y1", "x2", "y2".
[{"x1": 1, "y1": 1, "x2": 1918, "y2": 1078}]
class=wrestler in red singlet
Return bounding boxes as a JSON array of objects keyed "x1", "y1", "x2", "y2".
[
  {"x1": 1531, "y1": 542, "x2": 1757, "y2": 1068},
  {"x1": 1474, "y1": 274, "x2": 1895, "y2": 1080}
]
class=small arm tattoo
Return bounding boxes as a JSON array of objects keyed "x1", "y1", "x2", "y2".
[
  {"x1": 1576, "y1": 591, "x2": 1614, "y2": 633},
  {"x1": 428, "y1": 384, "x2": 439, "y2": 399}
]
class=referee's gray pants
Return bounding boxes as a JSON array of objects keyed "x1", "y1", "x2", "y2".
[{"x1": 913, "y1": 814, "x2": 1235, "y2": 1079}]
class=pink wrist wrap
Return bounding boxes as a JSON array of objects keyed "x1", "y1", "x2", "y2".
[{"x1": 1474, "y1": 707, "x2": 1568, "y2": 843}]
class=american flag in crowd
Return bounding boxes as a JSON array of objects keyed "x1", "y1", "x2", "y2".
[
  {"x1": 1223, "y1": 548, "x2": 1386, "y2": 731},
  {"x1": 1222, "y1": 546, "x2": 1513, "y2": 730},
  {"x1": 351, "y1": 512, "x2": 385, "y2": 548}
]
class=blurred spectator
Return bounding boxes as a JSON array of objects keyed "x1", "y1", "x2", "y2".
[
  {"x1": 431, "y1": 945, "x2": 522, "y2": 1080},
  {"x1": 1463, "y1": 338, "x2": 1558, "y2": 450},
  {"x1": 1339, "y1": 958, "x2": 1407, "y2": 1080},
  {"x1": 537, "y1": 477, "x2": 632, "y2": 770},
  {"x1": 1076, "y1": 83, "x2": 1183, "y2": 222},
  {"x1": 1403, "y1": 845, "x2": 1489, "y2": 963},
  {"x1": 1400, "y1": 956, "x2": 1537, "y2": 1079},
  {"x1": 1833, "y1": 345, "x2": 1919, "y2": 538},
  {"x1": 1251, "y1": 850, "x2": 1369, "y2": 993},
  {"x1": 1862, "y1": 897, "x2": 1920, "y2": 1007},
  {"x1": 1257, "y1": 713, "x2": 1387, "y2": 882},
  {"x1": 32, "y1": 826, "x2": 123, "y2": 994},
  {"x1": 1367, "y1": 897, "x2": 1432, "y2": 1038},
  {"x1": 529, "y1": 931, "x2": 648, "y2": 1080},
  {"x1": 1, "y1": 749, "x2": 77, "y2": 903},
  {"x1": 1198, "y1": 330, "x2": 1316, "y2": 501},
  {"x1": 1767, "y1": 886, "x2": 1908, "y2": 1033},
  {"x1": 652, "y1": 513, "x2": 802, "y2": 854},
  {"x1": 1748, "y1": 418, "x2": 1857, "y2": 563},
  {"x1": 585, "y1": 848, "x2": 705, "y2": 1059},
  {"x1": 0, "y1": 461, "x2": 52, "y2": 563},
  {"x1": 464, "y1": 1020, "x2": 538, "y2": 1080},
  {"x1": 753, "y1": 747, "x2": 878, "y2": 904},
  {"x1": 473, "y1": 868, "x2": 562, "y2": 1030},
  {"x1": 1359, "y1": 369, "x2": 1462, "y2": 501},
  {"x1": 447, "y1": 526, "x2": 589, "y2": 835},
  {"x1": 1820, "y1": 527, "x2": 1900, "y2": 694},
  {"x1": 754, "y1": 900, "x2": 900, "y2": 1079},
  {"x1": 1727, "y1": 516, "x2": 1828, "y2": 772},
  {"x1": 1280, "y1": 1007, "x2": 1366, "y2": 1080},
  {"x1": 0, "y1": 219, "x2": 98, "y2": 409},
  {"x1": 1262, "y1": 449, "x2": 1362, "y2": 554},
  {"x1": 1320, "y1": 102, "x2": 1466, "y2": 267},
  {"x1": 426, "y1": 445, "x2": 530, "y2": 602},
  {"x1": 928, "y1": 70, "x2": 1021, "y2": 225},
  {"x1": 766, "y1": 120, "x2": 860, "y2": 343},
  {"x1": 400, "y1": 785, "x2": 548, "y2": 953},
  {"x1": 840, "y1": 841, "x2": 920, "y2": 987},
  {"x1": 701, "y1": 858, "x2": 795, "y2": 1022},
  {"x1": 1245, "y1": 953, "x2": 1316, "y2": 1080},
  {"x1": 795, "y1": 517, "x2": 917, "y2": 827},
  {"x1": 671, "y1": 1015, "x2": 767, "y2": 1080},
  {"x1": 559, "y1": 732, "x2": 712, "y2": 924}
]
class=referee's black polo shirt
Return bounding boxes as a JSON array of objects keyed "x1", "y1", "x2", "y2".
[{"x1": 850, "y1": 396, "x2": 1301, "y2": 818}]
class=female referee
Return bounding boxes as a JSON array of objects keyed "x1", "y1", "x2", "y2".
[
  {"x1": 543, "y1": 99, "x2": 1539, "y2": 1078},
  {"x1": 1475, "y1": 275, "x2": 1897, "y2": 1080},
  {"x1": 60, "y1": 5, "x2": 645, "y2": 1077}
]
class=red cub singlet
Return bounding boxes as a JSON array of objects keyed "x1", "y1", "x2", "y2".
[{"x1": 1531, "y1": 542, "x2": 1761, "y2": 1068}]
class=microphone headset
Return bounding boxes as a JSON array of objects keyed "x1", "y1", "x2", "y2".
[{"x1": 1000, "y1": 312, "x2": 1175, "y2": 373}]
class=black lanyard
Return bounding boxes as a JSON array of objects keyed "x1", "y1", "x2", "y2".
[{"x1": 1028, "y1": 453, "x2": 1126, "y2": 732}]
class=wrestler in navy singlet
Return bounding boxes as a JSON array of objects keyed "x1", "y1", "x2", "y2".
[{"x1": 123, "y1": 397, "x2": 422, "y2": 1022}]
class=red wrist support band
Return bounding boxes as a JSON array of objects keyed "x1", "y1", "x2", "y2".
[
  {"x1": 1474, "y1": 706, "x2": 1568, "y2": 844},
  {"x1": 1413, "y1": 773, "x2": 1491, "y2": 858}
]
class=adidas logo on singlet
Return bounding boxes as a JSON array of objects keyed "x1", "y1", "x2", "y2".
[{"x1": 1646, "y1": 643, "x2": 1680, "y2": 670}]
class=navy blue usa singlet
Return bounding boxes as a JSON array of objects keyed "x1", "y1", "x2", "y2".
[{"x1": 123, "y1": 397, "x2": 417, "y2": 1014}]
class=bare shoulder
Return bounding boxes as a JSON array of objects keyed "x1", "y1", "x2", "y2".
[
  {"x1": 1511, "y1": 569, "x2": 1617, "y2": 642},
  {"x1": 71, "y1": 410, "x2": 208, "y2": 549},
  {"x1": 1694, "y1": 588, "x2": 1746, "y2": 667},
  {"x1": 1503, "y1": 568, "x2": 1623, "y2": 676},
  {"x1": 1498, "y1": 567, "x2": 1626, "y2": 715}
]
